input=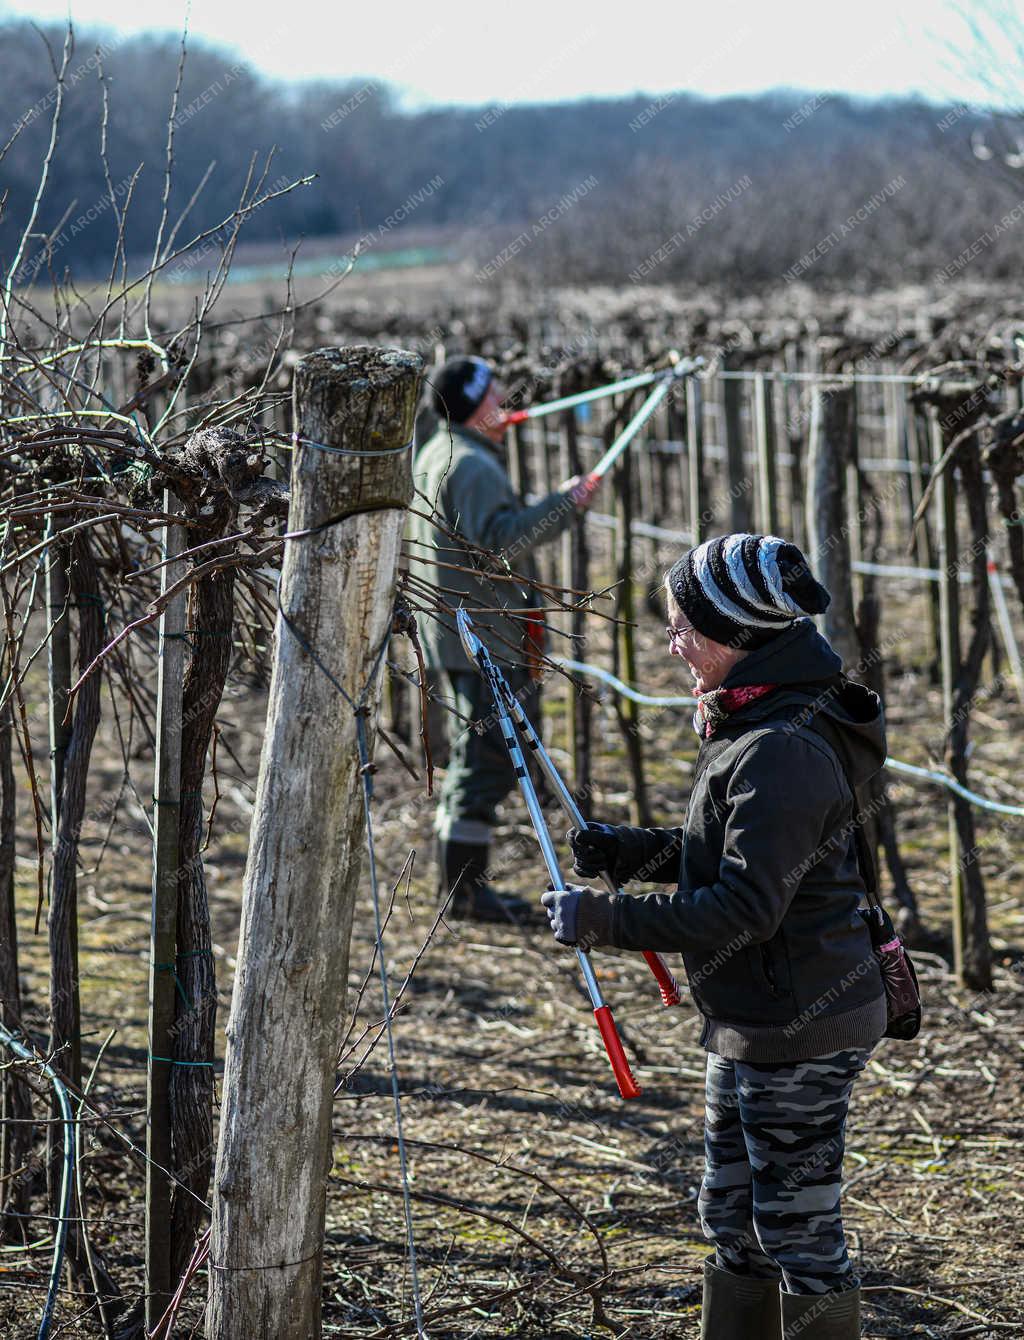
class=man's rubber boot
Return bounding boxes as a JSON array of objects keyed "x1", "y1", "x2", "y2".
[
  {"x1": 438, "y1": 838, "x2": 532, "y2": 923},
  {"x1": 781, "y1": 1286, "x2": 860, "y2": 1338},
  {"x1": 700, "y1": 1259, "x2": 781, "y2": 1339}
]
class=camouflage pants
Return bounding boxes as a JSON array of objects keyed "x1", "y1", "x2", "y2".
[{"x1": 698, "y1": 1046, "x2": 872, "y2": 1295}]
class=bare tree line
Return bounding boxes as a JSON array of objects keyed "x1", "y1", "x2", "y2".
[{"x1": 3, "y1": 19, "x2": 1024, "y2": 293}]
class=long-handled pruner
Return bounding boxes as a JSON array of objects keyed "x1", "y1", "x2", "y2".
[
  {"x1": 501, "y1": 355, "x2": 705, "y2": 498},
  {"x1": 456, "y1": 608, "x2": 642, "y2": 1100},
  {"x1": 488, "y1": 665, "x2": 684, "y2": 1010}
]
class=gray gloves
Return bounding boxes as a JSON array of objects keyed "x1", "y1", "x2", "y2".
[
  {"x1": 540, "y1": 883, "x2": 618, "y2": 948},
  {"x1": 567, "y1": 823, "x2": 623, "y2": 880}
]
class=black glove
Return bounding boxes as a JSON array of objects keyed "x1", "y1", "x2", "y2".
[
  {"x1": 540, "y1": 883, "x2": 618, "y2": 949},
  {"x1": 567, "y1": 823, "x2": 622, "y2": 881}
]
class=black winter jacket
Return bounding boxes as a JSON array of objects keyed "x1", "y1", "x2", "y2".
[{"x1": 606, "y1": 619, "x2": 887, "y2": 1062}]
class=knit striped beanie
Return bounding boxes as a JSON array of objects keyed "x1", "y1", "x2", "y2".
[{"x1": 667, "y1": 533, "x2": 830, "y2": 650}]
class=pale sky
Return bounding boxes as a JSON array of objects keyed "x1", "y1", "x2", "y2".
[{"x1": 0, "y1": 0, "x2": 1010, "y2": 110}]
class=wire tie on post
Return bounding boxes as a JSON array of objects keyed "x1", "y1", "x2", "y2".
[
  {"x1": 154, "y1": 962, "x2": 192, "y2": 1010},
  {"x1": 290, "y1": 433, "x2": 414, "y2": 459},
  {"x1": 150, "y1": 1055, "x2": 215, "y2": 1068}
]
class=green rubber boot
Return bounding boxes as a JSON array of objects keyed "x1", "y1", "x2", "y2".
[
  {"x1": 781, "y1": 1286, "x2": 860, "y2": 1338},
  {"x1": 700, "y1": 1258, "x2": 781, "y2": 1339}
]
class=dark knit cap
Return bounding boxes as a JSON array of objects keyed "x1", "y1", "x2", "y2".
[
  {"x1": 667, "y1": 533, "x2": 830, "y2": 650},
  {"x1": 431, "y1": 355, "x2": 494, "y2": 424}
]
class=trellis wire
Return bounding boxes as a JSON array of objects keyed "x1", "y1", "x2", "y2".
[
  {"x1": 0, "y1": 1023, "x2": 75, "y2": 1340},
  {"x1": 551, "y1": 657, "x2": 1024, "y2": 818}
]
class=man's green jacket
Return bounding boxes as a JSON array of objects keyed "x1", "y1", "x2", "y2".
[{"x1": 405, "y1": 422, "x2": 576, "y2": 671}]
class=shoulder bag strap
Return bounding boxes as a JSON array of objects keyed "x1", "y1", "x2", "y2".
[{"x1": 796, "y1": 706, "x2": 883, "y2": 912}]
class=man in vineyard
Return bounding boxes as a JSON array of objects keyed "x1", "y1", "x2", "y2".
[{"x1": 407, "y1": 354, "x2": 600, "y2": 921}]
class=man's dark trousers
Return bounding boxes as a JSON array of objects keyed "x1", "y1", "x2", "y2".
[{"x1": 436, "y1": 665, "x2": 538, "y2": 854}]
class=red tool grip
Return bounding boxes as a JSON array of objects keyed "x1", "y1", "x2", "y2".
[
  {"x1": 502, "y1": 409, "x2": 529, "y2": 425},
  {"x1": 593, "y1": 1004, "x2": 642, "y2": 1100},
  {"x1": 643, "y1": 951, "x2": 683, "y2": 1007}
]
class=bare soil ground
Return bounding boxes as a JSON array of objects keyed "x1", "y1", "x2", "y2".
[{"x1": 7, "y1": 559, "x2": 1024, "y2": 1339}]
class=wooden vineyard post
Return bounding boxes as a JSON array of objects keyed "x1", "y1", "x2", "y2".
[
  {"x1": 928, "y1": 408, "x2": 993, "y2": 990},
  {"x1": 754, "y1": 372, "x2": 779, "y2": 536},
  {"x1": 665, "y1": 381, "x2": 687, "y2": 544},
  {"x1": 722, "y1": 354, "x2": 753, "y2": 531},
  {"x1": 507, "y1": 419, "x2": 526, "y2": 498},
  {"x1": 930, "y1": 408, "x2": 966, "y2": 981},
  {"x1": 783, "y1": 343, "x2": 807, "y2": 548},
  {"x1": 846, "y1": 383, "x2": 864, "y2": 616},
  {"x1": 612, "y1": 441, "x2": 651, "y2": 826},
  {"x1": 560, "y1": 402, "x2": 592, "y2": 801},
  {"x1": 45, "y1": 515, "x2": 78, "y2": 1206},
  {"x1": 146, "y1": 488, "x2": 187, "y2": 1333},
  {"x1": 907, "y1": 404, "x2": 941, "y2": 672},
  {"x1": 806, "y1": 383, "x2": 859, "y2": 669},
  {"x1": 535, "y1": 416, "x2": 557, "y2": 590},
  {"x1": 686, "y1": 376, "x2": 708, "y2": 545},
  {"x1": 209, "y1": 348, "x2": 423, "y2": 1340}
]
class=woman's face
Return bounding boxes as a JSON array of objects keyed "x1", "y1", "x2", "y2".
[{"x1": 665, "y1": 587, "x2": 741, "y2": 693}]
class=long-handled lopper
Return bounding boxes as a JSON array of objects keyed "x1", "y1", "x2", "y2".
[
  {"x1": 486, "y1": 662, "x2": 684, "y2": 1009},
  {"x1": 501, "y1": 355, "x2": 704, "y2": 499},
  {"x1": 456, "y1": 608, "x2": 642, "y2": 1100}
]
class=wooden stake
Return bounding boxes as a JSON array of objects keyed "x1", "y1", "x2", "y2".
[
  {"x1": 146, "y1": 487, "x2": 186, "y2": 1333},
  {"x1": 612, "y1": 439, "x2": 650, "y2": 826},
  {"x1": 722, "y1": 354, "x2": 753, "y2": 531},
  {"x1": 754, "y1": 372, "x2": 779, "y2": 535},
  {"x1": 806, "y1": 384, "x2": 859, "y2": 669},
  {"x1": 560, "y1": 404, "x2": 591, "y2": 800},
  {"x1": 929, "y1": 410, "x2": 967, "y2": 981},
  {"x1": 208, "y1": 347, "x2": 422, "y2": 1340},
  {"x1": 686, "y1": 377, "x2": 707, "y2": 545}
]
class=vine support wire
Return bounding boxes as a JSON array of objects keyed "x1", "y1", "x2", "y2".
[
  {"x1": 0, "y1": 1023, "x2": 75, "y2": 1340},
  {"x1": 551, "y1": 657, "x2": 1024, "y2": 817}
]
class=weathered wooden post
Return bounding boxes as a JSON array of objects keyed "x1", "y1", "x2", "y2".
[
  {"x1": 611, "y1": 403, "x2": 651, "y2": 827},
  {"x1": 209, "y1": 347, "x2": 423, "y2": 1340},
  {"x1": 754, "y1": 372, "x2": 779, "y2": 535},
  {"x1": 686, "y1": 376, "x2": 708, "y2": 545},
  {"x1": 783, "y1": 344, "x2": 807, "y2": 548},
  {"x1": 722, "y1": 353, "x2": 753, "y2": 532},
  {"x1": 145, "y1": 490, "x2": 187, "y2": 1333},
  {"x1": 806, "y1": 383, "x2": 859, "y2": 669},
  {"x1": 906, "y1": 404, "x2": 941, "y2": 673},
  {"x1": 927, "y1": 405, "x2": 993, "y2": 990},
  {"x1": 559, "y1": 399, "x2": 592, "y2": 801},
  {"x1": 45, "y1": 516, "x2": 78, "y2": 1213},
  {"x1": 506, "y1": 420, "x2": 530, "y2": 499}
]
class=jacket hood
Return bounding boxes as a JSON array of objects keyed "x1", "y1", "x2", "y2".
[{"x1": 721, "y1": 618, "x2": 887, "y2": 786}]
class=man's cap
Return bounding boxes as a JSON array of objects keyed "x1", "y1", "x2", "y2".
[{"x1": 431, "y1": 355, "x2": 494, "y2": 424}]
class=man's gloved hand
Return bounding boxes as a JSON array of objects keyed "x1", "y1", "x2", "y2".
[
  {"x1": 567, "y1": 823, "x2": 623, "y2": 880},
  {"x1": 559, "y1": 472, "x2": 602, "y2": 510},
  {"x1": 540, "y1": 883, "x2": 617, "y2": 948}
]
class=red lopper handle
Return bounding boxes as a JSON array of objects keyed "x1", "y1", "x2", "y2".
[
  {"x1": 502, "y1": 409, "x2": 529, "y2": 425},
  {"x1": 643, "y1": 951, "x2": 683, "y2": 1007},
  {"x1": 593, "y1": 1004, "x2": 642, "y2": 1100}
]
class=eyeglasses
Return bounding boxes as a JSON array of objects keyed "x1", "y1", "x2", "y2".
[{"x1": 666, "y1": 622, "x2": 692, "y2": 647}]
